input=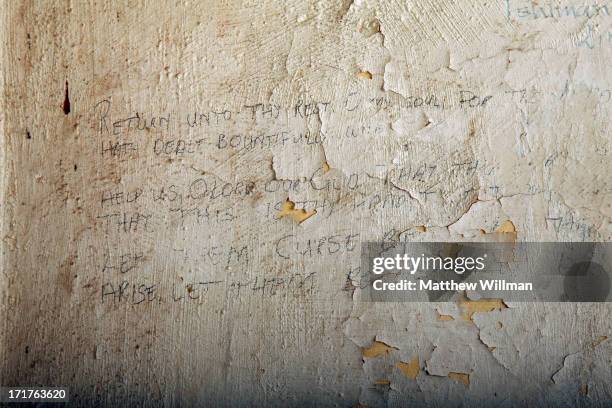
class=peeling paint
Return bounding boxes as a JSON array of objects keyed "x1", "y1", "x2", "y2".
[
  {"x1": 591, "y1": 336, "x2": 608, "y2": 348},
  {"x1": 458, "y1": 298, "x2": 508, "y2": 321},
  {"x1": 2, "y1": 1, "x2": 611, "y2": 406},
  {"x1": 362, "y1": 341, "x2": 399, "y2": 359},
  {"x1": 397, "y1": 357, "x2": 420, "y2": 380},
  {"x1": 357, "y1": 71, "x2": 373, "y2": 80},
  {"x1": 437, "y1": 313, "x2": 454, "y2": 321},
  {"x1": 278, "y1": 198, "x2": 317, "y2": 224},
  {"x1": 448, "y1": 372, "x2": 470, "y2": 387}
]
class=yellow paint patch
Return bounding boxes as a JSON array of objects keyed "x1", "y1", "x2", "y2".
[
  {"x1": 480, "y1": 220, "x2": 517, "y2": 241},
  {"x1": 448, "y1": 372, "x2": 470, "y2": 386},
  {"x1": 591, "y1": 335, "x2": 608, "y2": 348},
  {"x1": 278, "y1": 199, "x2": 316, "y2": 224},
  {"x1": 459, "y1": 298, "x2": 508, "y2": 321},
  {"x1": 397, "y1": 357, "x2": 420, "y2": 379},
  {"x1": 415, "y1": 225, "x2": 427, "y2": 232},
  {"x1": 357, "y1": 70, "x2": 373, "y2": 79},
  {"x1": 362, "y1": 341, "x2": 399, "y2": 358},
  {"x1": 496, "y1": 220, "x2": 516, "y2": 233},
  {"x1": 437, "y1": 313, "x2": 454, "y2": 321},
  {"x1": 375, "y1": 379, "x2": 391, "y2": 385},
  {"x1": 322, "y1": 161, "x2": 331, "y2": 173}
]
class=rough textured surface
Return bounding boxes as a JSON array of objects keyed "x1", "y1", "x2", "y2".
[{"x1": 1, "y1": 1, "x2": 611, "y2": 407}]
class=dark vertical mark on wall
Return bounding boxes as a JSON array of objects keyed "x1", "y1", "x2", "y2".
[
  {"x1": 63, "y1": 81, "x2": 71, "y2": 114},
  {"x1": 26, "y1": 129, "x2": 32, "y2": 139}
]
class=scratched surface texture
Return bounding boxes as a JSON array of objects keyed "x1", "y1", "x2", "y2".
[{"x1": 1, "y1": 0, "x2": 611, "y2": 407}]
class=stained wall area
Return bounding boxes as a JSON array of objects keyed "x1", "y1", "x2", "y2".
[{"x1": 1, "y1": 1, "x2": 611, "y2": 407}]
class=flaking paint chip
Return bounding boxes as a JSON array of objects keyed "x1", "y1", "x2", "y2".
[
  {"x1": 437, "y1": 313, "x2": 454, "y2": 321},
  {"x1": 458, "y1": 298, "x2": 508, "y2": 321},
  {"x1": 278, "y1": 198, "x2": 316, "y2": 224},
  {"x1": 397, "y1": 356, "x2": 420, "y2": 379},
  {"x1": 591, "y1": 336, "x2": 608, "y2": 348},
  {"x1": 448, "y1": 372, "x2": 470, "y2": 386},
  {"x1": 322, "y1": 161, "x2": 331, "y2": 173},
  {"x1": 362, "y1": 340, "x2": 399, "y2": 358},
  {"x1": 357, "y1": 70, "x2": 373, "y2": 79},
  {"x1": 481, "y1": 220, "x2": 516, "y2": 240},
  {"x1": 495, "y1": 220, "x2": 516, "y2": 234}
]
